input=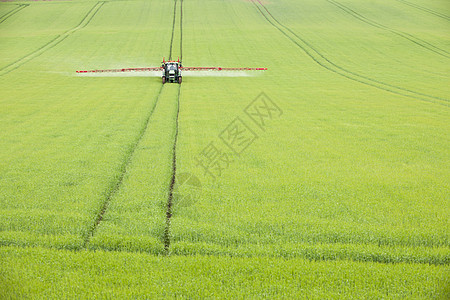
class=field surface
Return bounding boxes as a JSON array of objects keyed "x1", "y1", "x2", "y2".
[{"x1": 0, "y1": 0, "x2": 449, "y2": 298}]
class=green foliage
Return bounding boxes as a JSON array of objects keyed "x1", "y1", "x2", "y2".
[
  {"x1": 0, "y1": 0, "x2": 449, "y2": 297},
  {"x1": 0, "y1": 246, "x2": 448, "y2": 299}
]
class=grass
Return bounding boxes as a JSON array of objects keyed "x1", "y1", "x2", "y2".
[
  {"x1": 1, "y1": 246, "x2": 448, "y2": 299},
  {"x1": 0, "y1": 0, "x2": 169, "y2": 249},
  {"x1": 0, "y1": 0, "x2": 449, "y2": 297},
  {"x1": 173, "y1": 0, "x2": 449, "y2": 261}
]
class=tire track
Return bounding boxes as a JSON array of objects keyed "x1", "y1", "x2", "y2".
[
  {"x1": 0, "y1": 4, "x2": 28, "y2": 24},
  {"x1": 163, "y1": 85, "x2": 181, "y2": 255},
  {"x1": 83, "y1": 84, "x2": 164, "y2": 248},
  {"x1": 251, "y1": 0, "x2": 449, "y2": 107},
  {"x1": 85, "y1": 0, "x2": 183, "y2": 250},
  {"x1": 179, "y1": 0, "x2": 183, "y2": 61},
  {"x1": 395, "y1": 0, "x2": 450, "y2": 21},
  {"x1": 163, "y1": 0, "x2": 182, "y2": 255},
  {"x1": 168, "y1": 0, "x2": 178, "y2": 60},
  {"x1": 0, "y1": 1, "x2": 105, "y2": 76},
  {"x1": 327, "y1": 0, "x2": 449, "y2": 58}
]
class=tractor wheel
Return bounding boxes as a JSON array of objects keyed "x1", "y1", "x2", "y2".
[
  {"x1": 162, "y1": 77, "x2": 166, "y2": 84},
  {"x1": 178, "y1": 76, "x2": 182, "y2": 84}
]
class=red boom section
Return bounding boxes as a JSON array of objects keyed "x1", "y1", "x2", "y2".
[
  {"x1": 76, "y1": 67, "x2": 163, "y2": 73},
  {"x1": 76, "y1": 67, "x2": 267, "y2": 73},
  {"x1": 181, "y1": 67, "x2": 267, "y2": 71}
]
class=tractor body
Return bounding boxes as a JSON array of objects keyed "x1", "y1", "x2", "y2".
[{"x1": 162, "y1": 61, "x2": 182, "y2": 84}]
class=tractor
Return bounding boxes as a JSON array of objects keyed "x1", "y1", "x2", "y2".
[
  {"x1": 76, "y1": 58, "x2": 268, "y2": 79},
  {"x1": 162, "y1": 58, "x2": 182, "y2": 84}
]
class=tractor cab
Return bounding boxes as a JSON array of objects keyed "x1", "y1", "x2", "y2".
[{"x1": 162, "y1": 60, "x2": 182, "y2": 84}]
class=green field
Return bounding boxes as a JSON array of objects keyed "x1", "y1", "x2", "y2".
[{"x1": 0, "y1": 0, "x2": 449, "y2": 297}]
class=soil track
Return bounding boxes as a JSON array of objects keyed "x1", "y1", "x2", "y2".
[
  {"x1": 395, "y1": 0, "x2": 450, "y2": 21},
  {"x1": 83, "y1": 84, "x2": 164, "y2": 248},
  {"x1": 168, "y1": 0, "x2": 183, "y2": 61},
  {"x1": 327, "y1": 0, "x2": 449, "y2": 59},
  {"x1": 83, "y1": 0, "x2": 184, "y2": 251},
  {"x1": 168, "y1": 0, "x2": 177, "y2": 60},
  {"x1": 251, "y1": 0, "x2": 449, "y2": 107},
  {"x1": 0, "y1": 4, "x2": 28, "y2": 24},
  {"x1": 0, "y1": 1, "x2": 105, "y2": 76},
  {"x1": 164, "y1": 0, "x2": 183, "y2": 255},
  {"x1": 163, "y1": 85, "x2": 181, "y2": 254},
  {"x1": 179, "y1": 0, "x2": 183, "y2": 61}
]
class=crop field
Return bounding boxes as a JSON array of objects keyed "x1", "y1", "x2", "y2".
[{"x1": 0, "y1": 0, "x2": 449, "y2": 298}]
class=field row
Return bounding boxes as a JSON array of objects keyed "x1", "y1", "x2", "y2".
[
  {"x1": 0, "y1": 0, "x2": 449, "y2": 264},
  {"x1": 1, "y1": 246, "x2": 448, "y2": 298}
]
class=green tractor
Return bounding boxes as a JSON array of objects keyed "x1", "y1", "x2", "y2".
[{"x1": 162, "y1": 58, "x2": 182, "y2": 84}]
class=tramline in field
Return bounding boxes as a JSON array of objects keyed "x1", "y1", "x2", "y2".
[
  {"x1": 76, "y1": 58, "x2": 268, "y2": 84},
  {"x1": 2, "y1": 0, "x2": 448, "y2": 296}
]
